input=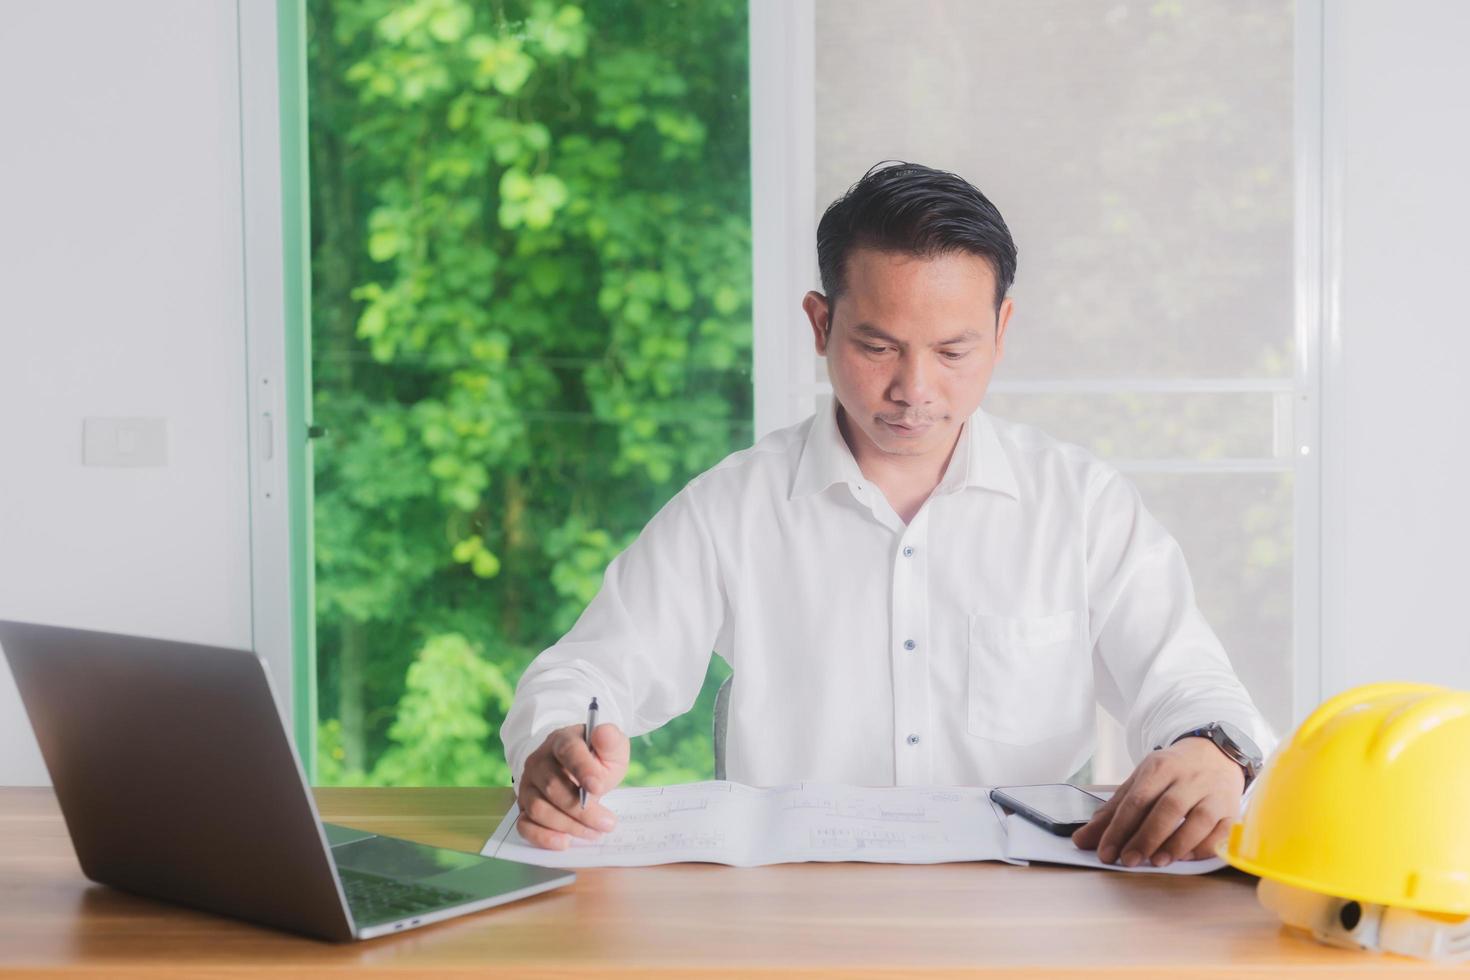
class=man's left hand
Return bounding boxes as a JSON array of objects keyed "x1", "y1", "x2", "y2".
[{"x1": 1069, "y1": 736, "x2": 1245, "y2": 867}]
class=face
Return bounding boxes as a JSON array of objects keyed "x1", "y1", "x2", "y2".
[{"x1": 803, "y1": 248, "x2": 1013, "y2": 469}]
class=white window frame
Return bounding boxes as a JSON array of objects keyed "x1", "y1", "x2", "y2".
[{"x1": 238, "y1": 0, "x2": 304, "y2": 754}]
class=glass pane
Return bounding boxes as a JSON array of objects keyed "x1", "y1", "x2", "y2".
[
  {"x1": 306, "y1": 0, "x2": 751, "y2": 786},
  {"x1": 814, "y1": 0, "x2": 1295, "y2": 381},
  {"x1": 813, "y1": 0, "x2": 1298, "y2": 772},
  {"x1": 1132, "y1": 473, "x2": 1295, "y2": 735},
  {"x1": 1085, "y1": 471, "x2": 1292, "y2": 784}
]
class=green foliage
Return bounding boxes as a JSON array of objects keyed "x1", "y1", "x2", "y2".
[
  {"x1": 370, "y1": 633, "x2": 516, "y2": 786},
  {"x1": 307, "y1": 0, "x2": 751, "y2": 786}
]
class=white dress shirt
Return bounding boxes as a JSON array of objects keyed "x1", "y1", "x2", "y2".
[{"x1": 501, "y1": 396, "x2": 1275, "y2": 788}]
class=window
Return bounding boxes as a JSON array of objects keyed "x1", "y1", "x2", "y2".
[{"x1": 303, "y1": 0, "x2": 751, "y2": 786}]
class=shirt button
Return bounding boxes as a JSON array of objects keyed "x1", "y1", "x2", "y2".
[
  {"x1": 906, "y1": 734, "x2": 921, "y2": 746},
  {"x1": 903, "y1": 639, "x2": 916, "y2": 651},
  {"x1": 902, "y1": 546, "x2": 914, "y2": 558}
]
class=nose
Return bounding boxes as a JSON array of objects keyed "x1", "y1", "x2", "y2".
[{"x1": 889, "y1": 353, "x2": 934, "y2": 407}]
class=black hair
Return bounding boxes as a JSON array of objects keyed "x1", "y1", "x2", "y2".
[{"x1": 816, "y1": 161, "x2": 1017, "y2": 316}]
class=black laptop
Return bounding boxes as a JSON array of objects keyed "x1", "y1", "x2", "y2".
[{"x1": 0, "y1": 619, "x2": 573, "y2": 941}]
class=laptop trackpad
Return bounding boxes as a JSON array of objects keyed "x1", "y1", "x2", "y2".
[
  {"x1": 332, "y1": 835, "x2": 486, "y2": 881},
  {"x1": 323, "y1": 822, "x2": 375, "y2": 848}
]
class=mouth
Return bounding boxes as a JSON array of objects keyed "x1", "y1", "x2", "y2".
[{"x1": 881, "y1": 418, "x2": 934, "y2": 438}]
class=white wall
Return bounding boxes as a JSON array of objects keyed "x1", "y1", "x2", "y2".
[
  {"x1": 0, "y1": 2, "x2": 254, "y2": 784},
  {"x1": 1320, "y1": 0, "x2": 1470, "y2": 696}
]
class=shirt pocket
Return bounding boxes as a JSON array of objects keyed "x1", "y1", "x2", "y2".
[{"x1": 966, "y1": 610, "x2": 1093, "y2": 745}]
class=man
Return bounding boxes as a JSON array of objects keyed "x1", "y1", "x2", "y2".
[{"x1": 501, "y1": 162, "x2": 1274, "y2": 869}]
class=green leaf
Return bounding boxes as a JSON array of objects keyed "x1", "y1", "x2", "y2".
[
  {"x1": 451, "y1": 537, "x2": 482, "y2": 562},
  {"x1": 623, "y1": 298, "x2": 651, "y2": 325},
  {"x1": 470, "y1": 549, "x2": 502, "y2": 578},
  {"x1": 450, "y1": 484, "x2": 480, "y2": 511},
  {"x1": 427, "y1": 3, "x2": 471, "y2": 43},
  {"x1": 499, "y1": 168, "x2": 533, "y2": 201},
  {"x1": 713, "y1": 285, "x2": 740, "y2": 315},
  {"x1": 367, "y1": 228, "x2": 403, "y2": 262},
  {"x1": 532, "y1": 173, "x2": 569, "y2": 209},
  {"x1": 493, "y1": 50, "x2": 534, "y2": 95},
  {"x1": 665, "y1": 278, "x2": 694, "y2": 311},
  {"x1": 523, "y1": 198, "x2": 554, "y2": 228},
  {"x1": 428, "y1": 455, "x2": 462, "y2": 480}
]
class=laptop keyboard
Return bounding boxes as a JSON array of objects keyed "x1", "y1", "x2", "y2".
[{"x1": 338, "y1": 867, "x2": 474, "y2": 925}]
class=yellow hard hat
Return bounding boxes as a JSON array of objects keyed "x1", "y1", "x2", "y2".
[{"x1": 1222, "y1": 681, "x2": 1470, "y2": 916}]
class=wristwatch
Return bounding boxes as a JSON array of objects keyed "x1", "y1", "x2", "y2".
[{"x1": 1167, "y1": 721, "x2": 1264, "y2": 789}]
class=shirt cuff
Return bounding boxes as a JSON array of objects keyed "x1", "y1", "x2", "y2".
[{"x1": 505, "y1": 694, "x2": 628, "y2": 786}]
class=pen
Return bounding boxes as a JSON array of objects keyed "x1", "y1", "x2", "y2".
[{"x1": 580, "y1": 696, "x2": 599, "y2": 809}]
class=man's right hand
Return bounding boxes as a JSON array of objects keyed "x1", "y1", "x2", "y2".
[{"x1": 515, "y1": 722, "x2": 630, "y2": 850}]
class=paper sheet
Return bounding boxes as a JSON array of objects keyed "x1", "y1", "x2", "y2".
[
  {"x1": 483, "y1": 780, "x2": 1223, "y2": 873},
  {"x1": 485, "y1": 781, "x2": 1008, "y2": 867},
  {"x1": 1001, "y1": 810, "x2": 1225, "y2": 874}
]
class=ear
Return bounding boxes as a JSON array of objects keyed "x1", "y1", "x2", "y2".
[
  {"x1": 803, "y1": 291, "x2": 832, "y2": 356},
  {"x1": 993, "y1": 295, "x2": 1014, "y2": 364}
]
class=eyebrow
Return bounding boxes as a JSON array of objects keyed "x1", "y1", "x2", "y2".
[{"x1": 851, "y1": 322, "x2": 986, "y2": 346}]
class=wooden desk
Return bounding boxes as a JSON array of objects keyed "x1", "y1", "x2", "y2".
[{"x1": 0, "y1": 786, "x2": 1433, "y2": 977}]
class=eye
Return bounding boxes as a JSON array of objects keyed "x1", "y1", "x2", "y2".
[
  {"x1": 939, "y1": 350, "x2": 968, "y2": 360},
  {"x1": 862, "y1": 343, "x2": 890, "y2": 355}
]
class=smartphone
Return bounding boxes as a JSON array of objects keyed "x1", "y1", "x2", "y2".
[{"x1": 990, "y1": 783, "x2": 1106, "y2": 837}]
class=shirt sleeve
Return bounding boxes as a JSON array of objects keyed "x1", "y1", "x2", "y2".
[
  {"x1": 499, "y1": 483, "x2": 727, "y2": 785},
  {"x1": 1083, "y1": 465, "x2": 1279, "y2": 767}
]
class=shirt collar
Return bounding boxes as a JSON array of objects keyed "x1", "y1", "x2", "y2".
[{"x1": 790, "y1": 395, "x2": 1019, "y2": 501}]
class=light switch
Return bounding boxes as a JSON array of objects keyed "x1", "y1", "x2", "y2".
[{"x1": 83, "y1": 417, "x2": 168, "y2": 467}]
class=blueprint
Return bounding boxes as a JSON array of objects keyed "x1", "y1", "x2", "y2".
[
  {"x1": 482, "y1": 780, "x2": 1224, "y2": 873},
  {"x1": 484, "y1": 781, "x2": 1007, "y2": 868}
]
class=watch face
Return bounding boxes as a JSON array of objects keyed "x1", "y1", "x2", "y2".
[{"x1": 1214, "y1": 720, "x2": 1262, "y2": 764}]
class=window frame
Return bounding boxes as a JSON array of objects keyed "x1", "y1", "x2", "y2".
[{"x1": 240, "y1": 0, "x2": 314, "y2": 774}]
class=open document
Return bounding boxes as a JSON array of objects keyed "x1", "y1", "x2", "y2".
[{"x1": 482, "y1": 781, "x2": 1226, "y2": 874}]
